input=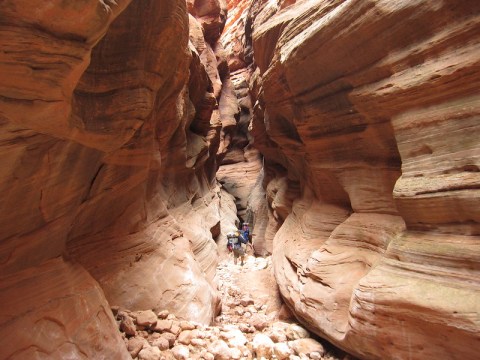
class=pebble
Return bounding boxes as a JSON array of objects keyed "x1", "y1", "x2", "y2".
[{"x1": 157, "y1": 310, "x2": 169, "y2": 319}]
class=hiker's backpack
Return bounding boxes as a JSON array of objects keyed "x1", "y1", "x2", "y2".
[
  {"x1": 226, "y1": 232, "x2": 238, "y2": 252},
  {"x1": 242, "y1": 229, "x2": 250, "y2": 242}
]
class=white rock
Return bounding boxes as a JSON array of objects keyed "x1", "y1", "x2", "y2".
[
  {"x1": 274, "y1": 342, "x2": 293, "y2": 360},
  {"x1": 230, "y1": 347, "x2": 243, "y2": 359},
  {"x1": 221, "y1": 328, "x2": 248, "y2": 347},
  {"x1": 208, "y1": 340, "x2": 232, "y2": 360},
  {"x1": 252, "y1": 333, "x2": 274, "y2": 359},
  {"x1": 191, "y1": 338, "x2": 206, "y2": 347},
  {"x1": 171, "y1": 345, "x2": 190, "y2": 360}
]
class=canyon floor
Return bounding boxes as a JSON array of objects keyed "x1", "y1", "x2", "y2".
[{"x1": 116, "y1": 251, "x2": 353, "y2": 360}]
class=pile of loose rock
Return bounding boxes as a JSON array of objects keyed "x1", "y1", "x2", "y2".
[{"x1": 115, "y1": 257, "x2": 350, "y2": 360}]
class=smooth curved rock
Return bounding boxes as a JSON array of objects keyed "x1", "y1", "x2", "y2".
[
  {"x1": 239, "y1": 0, "x2": 480, "y2": 359},
  {"x1": 0, "y1": 0, "x2": 240, "y2": 355},
  {"x1": 0, "y1": 258, "x2": 129, "y2": 359}
]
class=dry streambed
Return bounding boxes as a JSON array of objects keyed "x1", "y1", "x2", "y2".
[{"x1": 115, "y1": 256, "x2": 352, "y2": 360}]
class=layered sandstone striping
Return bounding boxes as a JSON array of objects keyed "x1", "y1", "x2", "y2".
[
  {"x1": 217, "y1": 0, "x2": 265, "y2": 256},
  {"x1": 0, "y1": 0, "x2": 241, "y2": 357},
  {"x1": 240, "y1": 0, "x2": 480, "y2": 359}
]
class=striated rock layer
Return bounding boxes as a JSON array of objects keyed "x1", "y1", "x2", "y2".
[
  {"x1": 239, "y1": 0, "x2": 480, "y2": 359},
  {"x1": 0, "y1": 0, "x2": 240, "y2": 357},
  {"x1": 217, "y1": 0, "x2": 265, "y2": 255}
]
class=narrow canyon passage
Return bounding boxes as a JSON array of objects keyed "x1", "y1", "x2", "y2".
[{"x1": 0, "y1": 1, "x2": 479, "y2": 360}]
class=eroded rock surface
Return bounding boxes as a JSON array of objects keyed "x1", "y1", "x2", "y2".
[
  {"x1": 0, "y1": 0, "x2": 240, "y2": 357},
  {"x1": 228, "y1": 0, "x2": 480, "y2": 359}
]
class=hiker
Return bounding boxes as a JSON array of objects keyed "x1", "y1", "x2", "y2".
[
  {"x1": 241, "y1": 222, "x2": 250, "y2": 243},
  {"x1": 226, "y1": 230, "x2": 249, "y2": 266}
]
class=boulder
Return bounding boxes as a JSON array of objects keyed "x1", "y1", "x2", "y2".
[
  {"x1": 138, "y1": 346, "x2": 161, "y2": 360},
  {"x1": 286, "y1": 324, "x2": 309, "y2": 341},
  {"x1": 248, "y1": 313, "x2": 269, "y2": 331},
  {"x1": 177, "y1": 330, "x2": 194, "y2": 345},
  {"x1": 179, "y1": 321, "x2": 197, "y2": 331},
  {"x1": 151, "y1": 337, "x2": 170, "y2": 350},
  {"x1": 289, "y1": 338, "x2": 325, "y2": 357},
  {"x1": 221, "y1": 328, "x2": 248, "y2": 348},
  {"x1": 119, "y1": 312, "x2": 136, "y2": 336},
  {"x1": 161, "y1": 332, "x2": 177, "y2": 347},
  {"x1": 134, "y1": 310, "x2": 158, "y2": 328},
  {"x1": 252, "y1": 333, "x2": 274, "y2": 359},
  {"x1": 171, "y1": 345, "x2": 190, "y2": 360},
  {"x1": 127, "y1": 337, "x2": 146, "y2": 358},
  {"x1": 273, "y1": 342, "x2": 293, "y2": 360},
  {"x1": 153, "y1": 319, "x2": 173, "y2": 332},
  {"x1": 208, "y1": 339, "x2": 232, "y2": 360}
]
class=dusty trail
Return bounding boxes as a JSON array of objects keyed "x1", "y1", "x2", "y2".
[{"x1": 211, "y1": 253, "x2": 349, "y2": 360}]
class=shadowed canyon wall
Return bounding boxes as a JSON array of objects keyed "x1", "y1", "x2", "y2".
[
  {"x1": 0, "y1": 0, "x2": 242, "y2": 358},
  {"x1": 221, "y1": 0, "x2": 479, "y2": 359}
]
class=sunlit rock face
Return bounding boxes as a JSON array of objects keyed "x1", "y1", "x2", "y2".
[
  {"x1": 243, "y1": 0, "x2": 480, "y2": 359},
  {"x1": 0, "y1": 0, "x2": 238, "y2": 357}
]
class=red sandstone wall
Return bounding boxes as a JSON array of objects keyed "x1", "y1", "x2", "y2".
[
  {"x1": 241, "y1": 0, "x2": 480, "y2": 359},
  {"x1": 0, "y1": 0, "x2": 239, "y2": 357}
]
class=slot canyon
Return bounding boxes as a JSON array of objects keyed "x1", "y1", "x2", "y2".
[{"x1": 0, "y1": 0, "x2": 479, "y2": 359}]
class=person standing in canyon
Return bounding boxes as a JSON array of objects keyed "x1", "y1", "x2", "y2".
[
  {"x1": 242, "y1": 222, "x2": 250, "y2": 243},
  {"x1": 226, "y1": 229, "x2": 250, "y2": 266}
]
